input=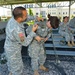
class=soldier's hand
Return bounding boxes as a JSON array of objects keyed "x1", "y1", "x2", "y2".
[
  {"x1": 36, "y1": 17, "x2": 44, "y2": 21},
  {"x1": 35, "y1": 36, "x2": 44, "y2": 42},
  {"x1": 44, "y1": 38, "x2": 48, "y2": 42},
  {"x1": 32, "y1": 24, "x2": 38, "y2": 32}
]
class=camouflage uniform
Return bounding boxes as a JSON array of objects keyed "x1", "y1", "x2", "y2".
[
  {"x1": 59, "y1": 22, "x2": 74, "y2": 42},
  {"x1": 68, "y1": 17, "x2": 75, "y2": 33},
  {"x1": 26, "y1": 21, "x2": 52, "y2": 71},
  {"x1": 69, "y1": 17, "x2": 75, "y2": 28},
  {"x1": 4, "y1": 17, "x2": 36, "y2": 75}
]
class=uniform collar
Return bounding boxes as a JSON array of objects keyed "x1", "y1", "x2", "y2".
[{"x1": 12, "y1": 17, "x2": 24, "y2": 28}]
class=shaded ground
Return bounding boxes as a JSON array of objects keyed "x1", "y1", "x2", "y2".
[{"x1": 0, "y1": 55, "x2": 75, "y2": 75}]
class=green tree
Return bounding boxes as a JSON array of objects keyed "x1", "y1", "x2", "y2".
[
  {"x1": 29, "y1": 8, "x2": 33, "y2": 16},
  {"x1": 71, "y1": 15, "x2": 74, "y2": 19}
]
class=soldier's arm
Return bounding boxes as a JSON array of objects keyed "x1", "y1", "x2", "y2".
[
  {"x1": 46, "y1": 28, "x2": 52, "y2": 39},
  {"x1": 46, "y1": 21, "x2": 52, "y2": 39},
  {"x1": 59, "y1": 23, "x2": 65, "y2": 32},
  {"x1": 26, "y1": 25, "x2": 43, "y2": 42},
  {"x1": 26, "y1": 25, "x2": 33, "y2": 35},
  {"x1": 13, "y1": 24, "x2": 38, "y2": 46},
  {"x1": 13, "y1": 28, "x2": 36, "y2": 46}
]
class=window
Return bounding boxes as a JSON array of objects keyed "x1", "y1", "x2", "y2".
[
  {"x1": 73, "y1": 12, "x2": 75, "y2": 14},
  {"x1": 36, "y1": 13, "x2": 38, "y2": 15},
  {"x1": 40, "y1": 11, "x2": 46, "y2": 17},
  {"x1": 30, "y1": 4, "x2": 33, "y2": 8},
  {"x1": 52, "y1": 12, "x2": 56, "y2": 14},
  {"x1": 63, "y1": 12, "x2": 65, "y2": 14},
  {"x1": 59, "y1": 12, "x2": 60, "y2": 14},
  {"x1": 24, "y1": 4, "x2": 33, "y2": 8},
  {"x1": 24, "y1": 5, "x2": 26, "y2": 8}
]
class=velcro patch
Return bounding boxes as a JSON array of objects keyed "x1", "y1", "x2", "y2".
[{"x1": 19, "y1": 33, "x2": 24, "y2": 42}]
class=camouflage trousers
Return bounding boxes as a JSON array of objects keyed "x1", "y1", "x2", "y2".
[
  {"x1": 59, "y1": 31, "x2": 74, "y2": 42},
  {"x1": 28, "y1": 43, "x2": 46, "y2": 71},
  {"x1": 5, "y1": 46, "x2": 23, "y2": 75}
]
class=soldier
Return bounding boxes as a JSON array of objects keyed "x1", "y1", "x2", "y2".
[
  {"x1": 26, "y1": 18, "x2": 52, "y2": 75},
  {"x1": 4, "y1": 6, "x2": 42, "y2": 75},
  {"x1": 69, "y1": 17, "x2": 75, "y2": 28},
  {"x1": 59, "y1": 16, "x2": 75, "y2": 47}
]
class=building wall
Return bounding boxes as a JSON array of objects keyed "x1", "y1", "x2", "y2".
[
  {"x1": 24, "y1": 3, "x2": 75, "y2": 21},
  {"x1": 1, "y1": 3, "x2": 75, "y2": 21}
]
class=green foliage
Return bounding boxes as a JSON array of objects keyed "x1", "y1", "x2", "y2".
[
  {"x1": 71, "y1": 15, "x2": 74, "y2": 19},
  {"x1": 29, "y1": 8, "x2": 33, "y2": 16}
]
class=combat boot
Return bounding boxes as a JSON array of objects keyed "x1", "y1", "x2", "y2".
[
  {"x1": 67, "y1": 41, "x2": 72, "y2": 47},
  {"x1": 9, "y1": 72, "x2": 12, "y2": 75},
  {"x1": 34, "y1": 70, "x2": 39, "y2": 75},
  {"x1": 71, "y1": 41, "x2": 75, "y2": 46},
  {"x1": 39, "y1": 65, "x2": 49, "y2": 72}
]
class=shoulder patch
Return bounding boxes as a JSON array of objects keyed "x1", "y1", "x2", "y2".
[{"x1": 19, "y1": 33, "x2": 25, "y2": 42}]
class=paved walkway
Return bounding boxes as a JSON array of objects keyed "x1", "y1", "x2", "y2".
[{"x1": 0, "y1": 56, "x2": 75, "y2": 75}]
